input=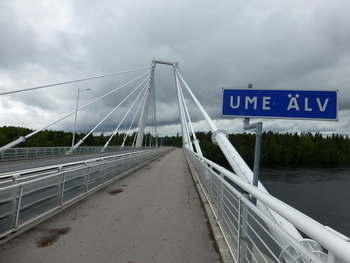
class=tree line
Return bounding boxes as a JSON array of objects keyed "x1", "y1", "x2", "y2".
[
  {"x1": 0, "y1": 126, "x2": 136, "y2": 148},
  {"x1": 197, "y1": 131, "x2": 350, "y2": 166},
  {"x1": 1, "y1": 126, "x2": 350, "y2": 165}
]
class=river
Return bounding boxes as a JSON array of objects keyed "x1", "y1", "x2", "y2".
[{"x1": 260, "y1": 166, "x2": 350, "y2": 238}]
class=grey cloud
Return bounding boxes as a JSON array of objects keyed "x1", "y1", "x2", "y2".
[
  {"x1": 1, "y1": 0, "x2": 350, "y2": 136},
  {"x1": 0, "y1": 3, "x2": 40, "y2": 69}
]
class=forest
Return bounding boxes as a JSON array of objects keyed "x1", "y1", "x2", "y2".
[
  {"x1": 197, "y1": 131, "x2": 350, "y2": 166},
  {"x1": 1, "y1": 126, "x2": 350, "y2": 166}
]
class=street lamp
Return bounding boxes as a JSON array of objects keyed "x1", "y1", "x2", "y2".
[{"x1": 71, "y1": 88, "x2": 91, "y2": 149}]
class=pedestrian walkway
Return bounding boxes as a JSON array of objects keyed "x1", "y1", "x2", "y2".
[{"x1": 0, "y1": 148, "x2": 222, "y2": 263}]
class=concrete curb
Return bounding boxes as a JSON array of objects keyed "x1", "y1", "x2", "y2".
[{"x1": 186, "y1": 156, "x2": 236, "y2": 263}]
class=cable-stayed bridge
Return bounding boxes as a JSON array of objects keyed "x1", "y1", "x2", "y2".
[{"x1": 0, "y1": 59, "x2": 349, "y2": 263}]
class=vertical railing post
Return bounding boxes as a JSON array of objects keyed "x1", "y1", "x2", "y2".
[
  {"x1": 85, "y1": 168, "x2": 89, "y2": 193},
  {"x1": 207, "y1": 164, "x2": 212, "y2": 205},
  {"x1": 59, "y1": 171, "x2": 66, "y2": 205},
  {"x1": 237, "y1": 196, "x2": 243, "y2": 262},
  {"x1": 102, "y1": 163, "x2": 106, "y2": 184},
  {"x1": 218, "y1": 172, "x2": 224, "y2": 224},
  {"x1": 10, "y1": 186, "x2": 19, "y2": 230},
  {"x1": 14, "y1": 186, "x2": 24, "y2": 229},
  {"x1": 239, "y1": 193, "x2": 252, "y2": 262}
]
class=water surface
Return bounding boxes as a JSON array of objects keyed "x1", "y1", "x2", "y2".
[{"x1": 260, "y1": 166, "x2": 350, "y2": 238}]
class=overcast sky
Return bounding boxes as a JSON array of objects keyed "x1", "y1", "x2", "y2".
[{"x1": 1, "y1": 0, "x2": 350, "y2": 138}]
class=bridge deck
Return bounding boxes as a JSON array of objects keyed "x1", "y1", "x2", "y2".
[{"x1": 0, "y1": 149, "x2": 222, "y2": 263}]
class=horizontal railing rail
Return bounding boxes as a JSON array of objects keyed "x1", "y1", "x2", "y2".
[
  {"x1": 184, "y1": 148, "x2": 350, "y2": 263},
  {"x1": 0, "y1": 147, "x2": 173, "y2": 241},
  {"x1": 0, "y1": 150, "x2": 157, "y2": 185},
  {"x1": 0, "y1": 146, "x2": 148, "y2": 161}
]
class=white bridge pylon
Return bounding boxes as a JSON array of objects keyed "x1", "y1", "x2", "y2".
[{"x1": 135, "y1": 59, "x2": 203, "y2": 156}]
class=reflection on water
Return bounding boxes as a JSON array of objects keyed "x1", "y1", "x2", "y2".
[{"x1": 260, "y1": 166, "x2": 350, "y2": 238}]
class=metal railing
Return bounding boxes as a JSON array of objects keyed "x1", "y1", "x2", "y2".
[
  {"x1": 0, "y1": 147, "x2": 173, "y2": 240},
  {"x1": 0, "y1": 146, "x2": 142, "y2": 161},
  {"x1": 184, "y1": 148, "x2": 350, "y2": 263}
]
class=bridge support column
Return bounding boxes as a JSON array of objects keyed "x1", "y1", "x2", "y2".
[{"x1": 135, "y1": 61, "x2": 156, "y2": 147}]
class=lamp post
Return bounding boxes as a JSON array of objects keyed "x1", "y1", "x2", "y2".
[{"x1": 71, "y1": 88, "x2": 91, "y2": 149}]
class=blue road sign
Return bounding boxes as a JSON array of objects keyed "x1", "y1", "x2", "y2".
[{"x1": 221, "y1": 89, "x2": 338, "y2": 120}]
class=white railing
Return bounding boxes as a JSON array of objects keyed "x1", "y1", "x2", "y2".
[
  {"x1": 0, "y1": 147, "x2": 172, "y2": 241},
  {"x1": 184, "y1": 148, "x2": 350, "y2": 263},
  {"x1": 0, "y1": 146, "x2": 144, "y2": 161}
]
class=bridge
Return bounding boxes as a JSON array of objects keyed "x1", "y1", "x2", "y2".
[{"x1": 1, "y1": 59, "x2": 350, "y2": 263}]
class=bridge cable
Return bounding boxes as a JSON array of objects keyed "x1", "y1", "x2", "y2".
[
  {"x1": 101, "y1": 81, "x2": 150, "y2": 151},
  {"x1": 0, "y1": 71, "x2": 151, "y2": 152},
  {"x1": 175, "y1": 71, "x2": 202, "y2": 156},
  {"x1": 143, "y1": 75, "x2": 157, "y2": 147},
  {"x1": 68, "y1": 74, "x2": 151, "y2": 152},
  {"x1": 120, "y1": 86, "x2": 150, "y2": 149},
  {"x1": 135, "y1": 84, "x2": 152, "y2": 147},
  {"x1": 174, "y1": 71, "x2": 193, "y2": 151},
  {"x1": 176, "y1": 74, "x2": 194, "y2": 150},
  {"x1": 0, "y1": 66, "x2": 151, "y2": 96},
  {"x1": 130, "y1": 89, "x2": 151, "y2": 147},
  {"x1": 28, "y1": 71, "x2": 150, "y2": 140},
  {"x1": 131, "y1": 84, "x2": 155, "y2": 147},
  {"x1": 175, "y1": 68, "x2": 246, "y2": 172},
  {"x1": 175, "y1": 68, "x2": 217, "y2": 132}
]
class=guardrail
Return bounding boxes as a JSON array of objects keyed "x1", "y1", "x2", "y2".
[
  {"x1": 184, "y1": 148, "x2": 350, "y2": 263},
  {"x1": 0, "y1": 147, "x2": 173, "y2": 241},
  {"x1": 0, "y1": 146, "x2": 140, "y2": 161},
  {"x1": 0, "y1": 150, "x2": 154, "y2": 185}
]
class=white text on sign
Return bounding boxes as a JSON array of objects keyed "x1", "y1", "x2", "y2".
[{"x1": 229, "y1": 94, "x2": 329, "y2": 112}]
